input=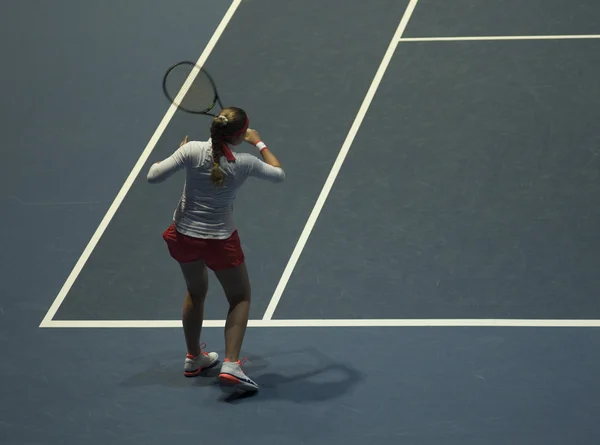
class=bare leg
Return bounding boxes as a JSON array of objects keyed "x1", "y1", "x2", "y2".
[
  {"x1": 214, "y1": 262, "x2": 251, "y2": 362},
  {"x1": 179, "y1": 260, "x2": 209, "y2": 357}
]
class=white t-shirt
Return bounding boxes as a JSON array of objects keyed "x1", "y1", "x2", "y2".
[{"x1": 147, "y1": 139, "x2": 285, "y2": 239}]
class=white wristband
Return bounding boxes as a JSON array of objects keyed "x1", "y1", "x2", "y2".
[{"x1": 255, "y1": 141, "x2": 267, "y2": 151}]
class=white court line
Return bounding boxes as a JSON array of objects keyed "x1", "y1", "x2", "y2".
[
  {"x1": 41, "y1": 319, "x2": 600, "y2": 328},
  {"x1": 261, "y1": 0, "x2": 422, "y2": 321},
  {"x1": 38, "y1": 0, "x2": 244, "y2": 328},
  {"x1": 398, "y1": 34, "x2": 600, "y2": 42}
]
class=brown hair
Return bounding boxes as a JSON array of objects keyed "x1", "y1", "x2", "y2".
[{"x1": 210, "y1": 107, "x2": 248, "y2": 186}]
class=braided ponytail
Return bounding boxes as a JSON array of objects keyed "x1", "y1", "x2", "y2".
[
  {"x1": 210, "y1": 116, "x2": 227, "y2": 186},
  {"x1": 208, "y1": 107, "x2": 249, "y2": 187}
]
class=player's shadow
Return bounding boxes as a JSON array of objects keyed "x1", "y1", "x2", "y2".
[
  {"x1": 120, "y1": 346, "x2": 364, "y2": 404},
  {"x1": 220, "y1": 363, "x2": 365, "y2": 404},
  {"x1": 218, "y1": 347, "x2": 366, "y2": 404}
]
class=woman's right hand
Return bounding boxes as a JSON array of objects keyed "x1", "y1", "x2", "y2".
[{"x1": 244, "y1": 129, "x2": 262, "y2": 146}]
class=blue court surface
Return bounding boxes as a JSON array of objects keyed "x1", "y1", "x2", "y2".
[{"x1": 3, "y1": 0, "x2": 600, "y2": 443}]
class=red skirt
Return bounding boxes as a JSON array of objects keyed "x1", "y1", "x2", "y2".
[{"x1": 162, "y1": 222, "x2": 245, "y2": 270}]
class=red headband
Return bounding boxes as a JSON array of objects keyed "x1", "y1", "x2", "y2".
[{"x1": 220, "y1": 116, "x2": 249, "y2": 162}]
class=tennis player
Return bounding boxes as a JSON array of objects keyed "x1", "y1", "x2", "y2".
[{"x1": 147, "y1": 107, "x2": 285, "y2": 392}]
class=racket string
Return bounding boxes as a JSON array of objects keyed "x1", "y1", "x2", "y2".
[{"x1": 163, "y1": 62, "x2": 220, "y2": 114}]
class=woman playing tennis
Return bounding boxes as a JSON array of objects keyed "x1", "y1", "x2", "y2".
[{"x1": 147, "y1": 106, "x2": 285, "y2": 392}]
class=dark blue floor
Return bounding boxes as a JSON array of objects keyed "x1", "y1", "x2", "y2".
[
  {"x1": 274, "y1": 38, "x2": 600, "y2": 320},
  {"x1": 403, "y1": 0, "x2": 600, "y2": 37},
  {"x1": 2, "y1": 0, "x2": 600, "y2": 444},
  {"x1": 4, "y1": 326, "x2": 600, "y2": 444}
]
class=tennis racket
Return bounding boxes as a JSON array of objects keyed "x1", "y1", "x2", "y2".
[{"x1": 162, "y1": 61, "x2": 224, "y2": 116}]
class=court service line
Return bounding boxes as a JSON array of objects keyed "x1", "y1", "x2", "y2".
[
  {"x1": 41, "y1": 319, "x2": 600, "y2": 328},
  {"x1": 38, "y1": 0, "x2": 244, "y2": 328},
  {"x1": 398, "y1": 34, "x2": 600, "y2": 42},
  {"x1": 261, "y1": 0, "x2": 422, "y2": 321}
]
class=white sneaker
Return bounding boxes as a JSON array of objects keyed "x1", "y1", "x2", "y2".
[
  {"x1": 219, "y1": 358, "x2": 259, "y2": 392},
  {"x1": 183, "y1": 343, "x2": 219, "y2": 377}
]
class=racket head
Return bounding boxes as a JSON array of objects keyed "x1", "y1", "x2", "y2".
[{"x1": 162, "y1": 61, "x2": 224, "y2": 115}]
